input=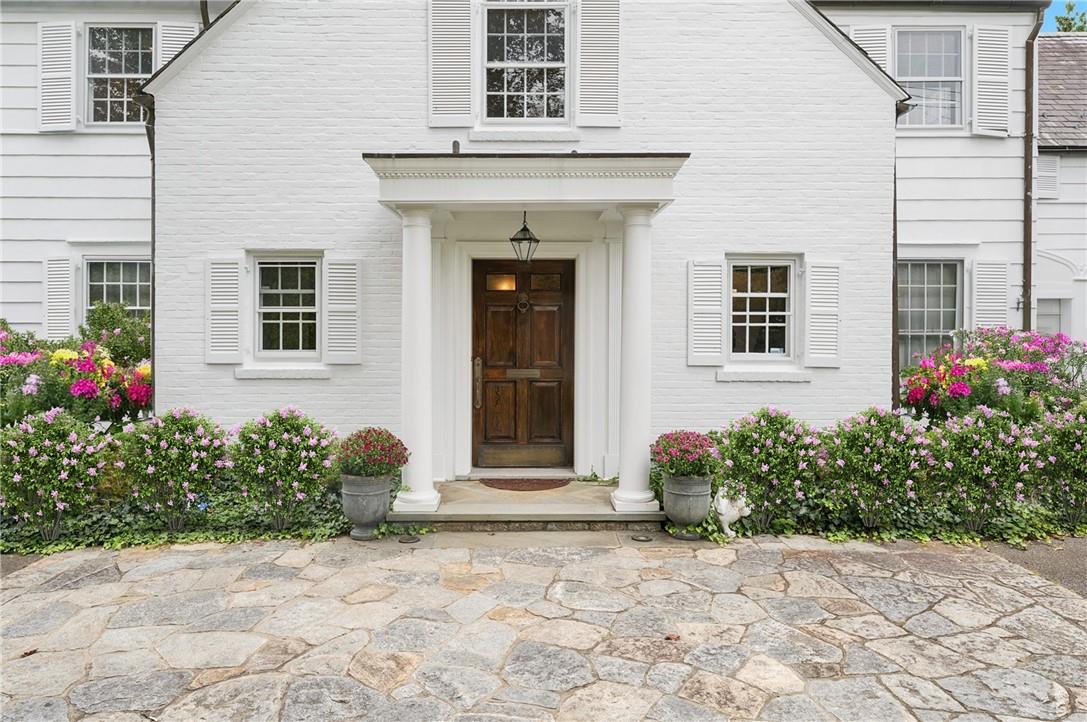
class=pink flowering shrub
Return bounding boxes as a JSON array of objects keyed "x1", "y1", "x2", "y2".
[
  {"x1": 0, "y1": 408, "x2": 114, "y2": 540},
  {"x1": 902, "y1": 328, "x2": 1087, "y2": 420},
  {"x1": 819, "y1": 408, "x2": 928, "y2": 530},
  {"x1": 715, "y1": 408, "x2": 821, "y2": 533},
  {"x1": 122, "y1": 408, "x2": 230, "y2": 531},
  {"x1": 232, "y1": 407, "x2": 337, "y2": 530},
  {"x1": 651, "y1": 430, "x2": 720, "y2": 478},
  {"x1": 337, "y1": 427, "x2": 409, "y2": 477},
  {"x1": 925, "y1": 407, "x2": 1042, "y2": 532},
  {"x1": 1035, "y1": 410, "x2": 1087, "y2": 527}
]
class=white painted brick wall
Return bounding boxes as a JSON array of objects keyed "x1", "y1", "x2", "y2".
[{"x1": 153, "y1": 0, "x2": 896, "y2": 433}]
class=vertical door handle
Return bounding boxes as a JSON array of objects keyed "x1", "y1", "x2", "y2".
[{"x1": 473, "y1": 357, "x2": 483, "y2": 409}]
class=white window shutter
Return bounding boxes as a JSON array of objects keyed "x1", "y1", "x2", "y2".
[
  {"x1": 973, "y1": 262, "x2": 1009, "y2": 328},
  {"x1": 1036, "y1": 154, "x2": 1060, "y2": 199},
  {"x1": 38, "y1": 22, "x2": 75, "y2": 132},
  {"x1": 157, "y1": 22, "x2": 200, "y2": 68},
  {"x1": 205, "y1": 260, "x2": 242, "y2": 364},
  {"x1": 805, "y1": 262, "x2": 842, "y2": 368},
  {"x1": 687, "y1": 261, "x2": 724, "y2": 366},
  {"x1": 973, "y1": 26, "x2": 1010, "y2": 137},
  {"x1": 323, "y1": 258, "x2": 363, "y2": 364},
  {"x1": 851, "y1": 25, "x2": 890, "y2": 71},
  {"x1": 45, "y1": 257, "x2": 73, "y2": 340},
  {"x1": 577, "y1": 0, "x2": 620, "y2": 127},
  {"x1": 428, "y1": 0, "x2": 472, "y2": 127}
]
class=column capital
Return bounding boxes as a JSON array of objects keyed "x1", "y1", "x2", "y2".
[
  {"x1": 618, "y1": 204, "x2": 658, "y2": 224},
  {"x1": 399, "y1": 206, "x2": 434, "y2": 226}
]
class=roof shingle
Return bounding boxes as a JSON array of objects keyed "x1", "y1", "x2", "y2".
[{"x1": 1038, "y1": 34, "x2": 1087, "y2": 149}]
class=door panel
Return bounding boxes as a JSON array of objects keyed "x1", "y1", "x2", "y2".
[{"x1": 473, "y1": 259, "x2": 574, "y2": 467}]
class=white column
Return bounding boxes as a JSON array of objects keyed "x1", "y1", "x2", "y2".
[
  {"x1": 394, "y1": 208, "x2": 440, "y2": 512},
  {"x1": 612, "y1": 206, "x2": 659, "y2": 512}
]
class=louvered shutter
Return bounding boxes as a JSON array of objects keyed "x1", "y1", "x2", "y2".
[
  {"x1": 850, "y1": 25, "x2": 890, "y2": 71},
  {"x1": 157, "y1": 22, "x2": 200, "y2": 68},
  {"x1": 973, "y1": 262, "x2": 1009, "y2": 328},
  {"x1": 1036, "y1": 154, "x2": 1060, "y2": 199},
  {"x1": 973, "y1": 26, "x2": 1010, "y2": 137},
  {"x1": 688, "y1": 261, "x2": 724, "y2": 366},
  {"x1": 805, "y1": 263, "x2": 842, "y2": 368},
  {"x1": 205, "y1": 260, "x2": 242, "y2": 363},
  {"x1": 428, "y1": 0, "x2": 472, "y2": 127},
  {"x1": 577, "y1": 0, "x2": 620, "y2": 126},
  {"x1": 45, "y1": 257, "x2": 73, "y2": 340},
  {"x1": 323, "y1": 258, "x2": 362, "y2": 364},
  {"x1": 38, "y1": 22, "x2": 75, "y2": 132}
]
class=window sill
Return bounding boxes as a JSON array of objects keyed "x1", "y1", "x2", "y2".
[
  {"x1": 716, "y1": 369, "x2": 813, "y2": 383},
  {"x1": 234, "y1": 365, "x2": 331, "y2": 380},
  {"x1": 468, "y1": 128, "x2": 581, "y2": 142}
]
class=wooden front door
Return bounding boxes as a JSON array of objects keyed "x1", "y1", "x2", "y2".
[{"x1": 472, "y1": 259, "x2": 574, "y2": 467}]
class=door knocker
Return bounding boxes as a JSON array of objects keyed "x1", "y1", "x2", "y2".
[{"x1": 516, "y1": 292, "x2": 531, "y2": 314}]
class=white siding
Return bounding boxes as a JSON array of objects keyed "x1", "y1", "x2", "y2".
[
  {"x1": 152, "y1": 0, "x2": 896, "y2": 456},
  {"x1": 824, "y1": 7, "x2": 1038, "y2": 330},
  {"x1": 0, "y1": 2, "x2": 206, "y2": 334},
  {"x1": 1036, "y1": 152, "x2": 1087, "y2": 339}
]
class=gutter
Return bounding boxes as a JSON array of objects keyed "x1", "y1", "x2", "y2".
[
  {"x1": 133, "y1": 90, "x2": 156, "y2": 415},
  {"x1": 1022, "y1": 8, "x2": 1044, "y2": 331}
]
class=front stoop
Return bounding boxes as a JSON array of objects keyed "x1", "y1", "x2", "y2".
[{"x1": 386, "y1": 479, "x2": 666, "y2": 531}]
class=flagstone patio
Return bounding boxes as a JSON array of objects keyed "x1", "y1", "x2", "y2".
[{"x1": 2, "y1": 532, "x2": 1085, "y2": 722}]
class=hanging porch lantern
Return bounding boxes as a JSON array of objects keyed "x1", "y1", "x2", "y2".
[{"x1": 509, "y1": 211, "x2": 540, "y2": 263}]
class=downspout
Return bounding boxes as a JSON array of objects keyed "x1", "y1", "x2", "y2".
[
  {"x1": 892, "y1": 98, "x2": 911, "y2": 407},
  {"x1": 134, "y1": 90, "x2": 156, "y2": 415},
  {"x1": 1022, "y1": 9, "x2": 1044, "y2": 330}
]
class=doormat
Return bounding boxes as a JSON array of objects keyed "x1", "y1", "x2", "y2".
[{"x1": 479, "y1": 478, "x2": 572, "y2": 492}]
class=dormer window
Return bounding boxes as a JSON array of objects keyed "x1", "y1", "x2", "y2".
[{"x1": 484, "y1": 0, "x2": 568, "y2": 121}]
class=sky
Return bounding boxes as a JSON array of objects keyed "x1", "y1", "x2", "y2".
[{"x1": 1042, "y1": 1, "x2": 1087, "y2": 31}]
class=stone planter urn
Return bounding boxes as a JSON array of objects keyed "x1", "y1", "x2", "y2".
[
  {"x1": 341, "y1": 474, "x2": 392, "y2": 540},
  {"x1": 662, "y1": 473, "x2": 712, "y2": 540}
]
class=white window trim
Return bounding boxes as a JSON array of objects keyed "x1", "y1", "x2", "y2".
[
  {"x1": 82, "y1": 22, "x2": 155, "y2": 128},
  {"x1": 897, "y1": 258, "x2": 964, "y2": 366},
  {"x1": 252, "y1": 256, "x2": 322, "y2": 362},
  {"x1": 477, "y1": 0, "x2": 575, "y2": 130},
  {"x1": 80, "y1": 255, "x2": 151, "y2": 324},
  {"x1": 725, "y1": 257, "x2": 799, "y2": 366},
  {"x1": 893, "y1": 26, "x2": 967, "y2": 131}
]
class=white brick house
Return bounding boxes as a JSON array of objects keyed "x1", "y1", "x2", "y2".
[{"x1": 135, "y1": 0, "x2": 905, "y2": 513}]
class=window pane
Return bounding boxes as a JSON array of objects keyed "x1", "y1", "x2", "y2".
[
  {"x1": 749, "y1": 326, "x2": 767, "y2": 353},
  {"x1": 122, "y1": 263, "x2": 138, "y2": 282},
  {"x1": 769, "y1": 266, "x2": 788, "y2": 293},
  {"x1": 750, "y1": 267, "x2": 768, "y2": 293},
  {"x1": 260, "y1": 266, "x2": 278, "y2": 290},
  {"x1": 106, "y1": 262, "x2": 121, "y2": 281},
  {"x1": 122, "y1": 284, "x2": 137, "y2": 306},
  {"x1": 506, "y1": 94, "x2": 524, "y2": 118},
  {"x1": 301, "y1": 322, "x2": 317, "y2": 351},
  {"x1": 768, "y1": 326, "x2": 786, "y2": 354},
  {"x1": 487, "y1": 69, "x2": 504, "y2": 92},
  {"x1": 526, "y1": 94, "x2": 545, "y2": 118},
  {"x1": 487, "y1": 9, "x2": 504, "y2": 33},
  {"x1": 106, "y1": 284, "x2": 121, "y2": 303},
  {"x1": 282, "y1": 322, "x2": 300, "y2": 350},
  {"x1": 546, "y1": 95, "x2": 564, "y2": 118},
  {"x1": 89, "y1": 263, "x2": 104, "y2": 283},
  {"x1": 138, "y1": 262, "x2": 150, "y2": 282},
  {"x1": 262, "y1": 322, "x2": 280, "y2": 351},
  {"x1": 732, "y1": 267, "x2": 748, "y2": 293},
  {"x1": 300, "y1": 264, "x2": 316, "y2": 291},
  {"x1": 546, "y1": 68, "x2": 564, "y2": 93},
  {"x1": 732, "y1": 326, "x2": 746, "y2": 353},
  {"x1": 486, "y1": 273, "x2": 516, "y2": 291}
]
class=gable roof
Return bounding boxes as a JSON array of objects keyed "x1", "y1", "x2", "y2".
[{"x1": 1038, "y1": 34, "x2": 1087, "y2": 149}]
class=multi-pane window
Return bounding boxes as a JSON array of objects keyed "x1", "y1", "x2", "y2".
[
  {"x1": 730, "y1": 262, "x2": 793, "y2": 357},
  {"x1": 485, "y1": 1, "x2": 567, "y2": 120},
  {"x1": 87, "y1": 27, "x2": 154, "y2": 123},
  {"x1": 898, "y1": 261, "x2": 961, "y2": 367},
  {"x1": 896, "y1": 30, "x2": 963, "y2": 127},
  {"x1": 1037, "y1": 299, "x2": 1064, "y2": 335},
  {"x1": 87, "y1": 260, "x2": 151, "y2": 317},
  {"x1": 257, "y1": 261, "x2": 318, "y2": 353}
]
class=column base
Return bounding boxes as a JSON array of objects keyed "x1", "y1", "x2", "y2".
[
  {"x1": 392, "y1": 490, "x2": 441, "y2": 513},
  {"x1": 610, "y1": 489, "x2": 660, "y2": 513}
]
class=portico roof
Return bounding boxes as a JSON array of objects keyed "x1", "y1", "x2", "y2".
[{"x1": 361, "y1": 152, "x2": 690, "y2": 213}]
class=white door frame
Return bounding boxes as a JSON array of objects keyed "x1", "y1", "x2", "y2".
[{"x1": 441, "y1": 240, "x2": 609, "y2": 480}]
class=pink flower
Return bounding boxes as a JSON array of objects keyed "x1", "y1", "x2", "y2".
[{"x1": 69, "y1": 378, "x2": 100, "y2": 399}]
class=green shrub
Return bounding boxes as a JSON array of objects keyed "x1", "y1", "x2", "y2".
[
  {"x1": 716, "y1": 407, "x2": 821, "y2": 534},
  {"x1": 1036, "y1": 410, "x2": 1087, "y2": 527},
  {"x1": 122, "y1": 408, "x2": 230, "y2": 531},
  {"x1": 80, "y1": 302, "x2": 151, "y2": 367},
  {"x1": 232, "y1": 407, "x2": 337, "y2": 530},
  {"x1": 0, "y1": 409, "x2": 116, "y2": 540},
  {"x1": 818, "y1": 408, "x2": 927, "y2": 532}
]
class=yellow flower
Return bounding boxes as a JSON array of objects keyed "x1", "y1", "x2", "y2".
[
  {"x1": 963, "y1": 357, "x2": 988, "y2": 369},
  {"x1": 135, "y1": 363, "x2": 151, "y2": 380},
  {"x1": 50, "y1": 348, "x2": 79, "y2": 364}
]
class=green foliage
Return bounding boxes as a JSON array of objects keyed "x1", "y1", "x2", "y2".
[
  {"x1": 1056, "y1": 1, "x2": 1087, "y2": 31},
  {"x1": 0, "y1": 410, "x2": 117, "y2": 540},
  {"x1": 715, "y1": 408, "x2": 821, "y2": 534},
  {"x1": 337, "y1": 427, "x2": 409, "y2": 477},
  {"x1": 80, "y1": 302, "x2": 151, "y2": 367},
  {"x1": 232, "y1": 407, "x2": 337, "y2": 530},
  {"x1": 122, "y1": 409, "x2": 229, "y2": 531},
  {"x1": 1035, "y1": 410, "x2": 1087, "y2": 527}
]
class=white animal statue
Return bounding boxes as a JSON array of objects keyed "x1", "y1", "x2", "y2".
[{"x1": 712, "y1": 489, "x2": 751, "y2": 538}]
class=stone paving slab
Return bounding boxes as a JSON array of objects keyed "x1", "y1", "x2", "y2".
[{"x1": 1, "y1": 533, "x2": 1086, "y2": 721}]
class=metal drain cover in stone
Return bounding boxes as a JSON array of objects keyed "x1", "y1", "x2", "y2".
[{"x1": 478, "y1": 478, "x2": 572, "y2": 491}]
